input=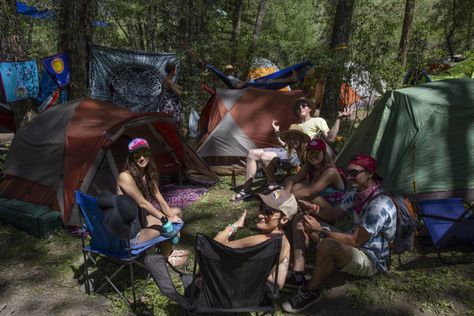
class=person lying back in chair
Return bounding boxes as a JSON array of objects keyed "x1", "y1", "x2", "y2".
[{"x1": 214, "y1": 189, "x2": 297, "y2": 288}]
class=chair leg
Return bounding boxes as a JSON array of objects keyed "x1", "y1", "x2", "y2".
[
  {"x1": 130, "y1": 261, "x2": 137, "y2": 307},
  {"x1": 82, "y1": 250, "x2": 91, "y2": 294}
]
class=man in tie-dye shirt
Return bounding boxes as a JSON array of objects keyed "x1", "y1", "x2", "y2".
[{"x1": 283, "y1": 154, "x2": 397, "y2": 313}]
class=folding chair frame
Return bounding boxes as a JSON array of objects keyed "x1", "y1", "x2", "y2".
[
  {"x1": 80, "y1": 237, "x2": 153, "y2": 309},
  {"x1": 145, "y1": 234, "x2": 281, "y2": 315},
  {"x1": 418, "y1": 198, "x2": 474, "y2": 264},
  {"x1": 75, "y1": 190, "x2": 183, "y2": 311}
]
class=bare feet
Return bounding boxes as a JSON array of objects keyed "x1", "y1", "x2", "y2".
[{"x1": 234, "y1": 209, "x2": 247, "y2": 230}]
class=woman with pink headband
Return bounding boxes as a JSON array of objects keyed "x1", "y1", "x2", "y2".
[
  {"x1": 284, "y1": 138, "x2": 346, "y2": 288},
  {"x1": 285, "y1": 138, "x2": 346, "y2": 207},
  {"x1": 117, "y1": 137, "x2": 188, "y2": 267}
]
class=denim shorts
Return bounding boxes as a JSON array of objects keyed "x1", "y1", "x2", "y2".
[
  {"x1": 129, "y1": 232, "x2": 141, "y2": 247},
  {"x1": 263, "y1": 147, "x2": 300, "y2": 167}
]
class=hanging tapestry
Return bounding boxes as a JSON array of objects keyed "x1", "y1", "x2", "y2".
[
  {"x1": 0, "y1": 60, "x2": 39, "y2": 103},
  {"x1": 35, "y1": 68, "x2": 68, "y2": 113},
  {"x1": 89, "y1": 45, "x2": 179, "y2": 112},
  {"x1": 42, "y1": 53, "x2": 71, "y2": 88}
]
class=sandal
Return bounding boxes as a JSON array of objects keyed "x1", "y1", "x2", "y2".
[
  {"x1": 231, "y1": 189, "x2": 252, "y2": 201},
  {"x1": 262, "y1": 183, "x2": 280, "y2": 194},
  {"x1": 170, "y1": 249, "x2": 191, "y2": 257},
  {"x1": 167, "y1": 254, "x2": 188, "y2": 267}
]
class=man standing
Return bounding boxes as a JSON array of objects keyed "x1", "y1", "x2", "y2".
[{"x1": 282, "y1": 154, "x2": 397, "y2": 313}]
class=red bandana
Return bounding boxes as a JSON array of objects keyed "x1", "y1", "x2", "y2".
[{"x1": 354, "y1": 184, "x2": 382, "y2": 215}]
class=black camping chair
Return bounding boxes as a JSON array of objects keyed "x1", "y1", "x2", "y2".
[
  {"x1": 75, "y1": 191, "x2": 183, "y2": 310},
  {"x1": 145, "y1": 233, "x2": 282, "y2": 315}
]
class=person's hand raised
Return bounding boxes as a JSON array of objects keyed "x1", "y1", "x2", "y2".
[
  {"x1": 234, "y1": 209, "x2": 247, "y2": 230},
  {"x1": 337, "y1": 107, "x2": 352, "y2": 119},
  {"x1": 272, "y1": 119, "x2": 280, "y2": 132}
]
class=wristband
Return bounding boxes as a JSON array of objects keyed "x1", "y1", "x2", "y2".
[{"x1": 225, "y1": 224, "x2": 237, "y2": 237}]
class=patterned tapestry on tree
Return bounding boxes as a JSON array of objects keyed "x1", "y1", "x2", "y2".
[{"x1": 89, "y1": 45, "x2": 179, "y2": 113}]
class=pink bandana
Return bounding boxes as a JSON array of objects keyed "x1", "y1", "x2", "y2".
[{"x1": 354, "y1": 184, "x2": 382, "y2": 215}]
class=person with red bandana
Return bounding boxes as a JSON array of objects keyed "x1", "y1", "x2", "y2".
[{"x1": 282, "y1": 154, "x2": 397, "y2": 313}]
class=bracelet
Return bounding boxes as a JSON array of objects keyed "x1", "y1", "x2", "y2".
[{"x1": 225, "y1": 224, "x2": 238, "y2": 237}]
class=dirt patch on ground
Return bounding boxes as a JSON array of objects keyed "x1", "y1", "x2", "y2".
[{"x1": 0, "y1": 224, "x2": 123, "y2": 316}]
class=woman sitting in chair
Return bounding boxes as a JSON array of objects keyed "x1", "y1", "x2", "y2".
[
  {"x1": 117, "y1": 137, "x2": 188, "y2": 266},
  {"x1": 214, "y1": 189, "x2": 297, "y2": 288}
]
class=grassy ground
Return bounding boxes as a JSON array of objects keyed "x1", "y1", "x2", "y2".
[{"x1": 0, "y1": 174, "x2": 473, "y2": 315}]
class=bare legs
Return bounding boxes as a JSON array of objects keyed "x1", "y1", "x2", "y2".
[
  {"x1": 292, "y1": 213, "x2": 315, "y2": 272},
  {"x1": 307, "y1": 238, "x2": 353, "y2": 291},
  {"x1": 243, "y1": 149, "x2": 278, "y2": 192},
  {"x1": 137, "y1": 207, "x2": 182, "y2": 256}
]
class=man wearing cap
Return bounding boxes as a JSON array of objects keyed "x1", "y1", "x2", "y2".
[
  {"x1": 292, "y1": 97, "x2": 351, "y2": 143},
  {"x1": 214, "y1": 189, "x2": 297, "y2": 289},
  {"x1": 282, "y1": 154, "x2": 397, "y2": 313}
]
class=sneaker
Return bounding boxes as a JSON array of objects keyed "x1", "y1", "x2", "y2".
[
  {"x1": 282, "y1": 288, "x2": 322, "y2": 313},
  {"x1": 285, "y1": 271, "x2": 307, "y2": 289}
]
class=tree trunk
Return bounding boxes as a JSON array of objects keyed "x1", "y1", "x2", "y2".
[
  {"x1": 398, "y1": 0, "x2": 415, "y2": 67},
  {"x1": 321, "y1": 0, "x2": 355, "y2": 122},
  {"x1": 0, "y1": 0, "x2": 24, "y2": 59},
  {"x1": 446, "y1": 0, "x2": 458, "y2": 58},
  {"x1": 230, "y1": 0, "x2": 243, "y2": 72},
  {"x1": 58, "y1": 0, "x2": 96, "y2": 99},
  {"x1": 466, "y1": 7, "x2": 473, "y2": 51},
  {"x1": 244, "y1": 0, "x2": 267, "y2": 78},
  {"x1": 0, "y1": 0, "x2": 37, "y2": 131}
]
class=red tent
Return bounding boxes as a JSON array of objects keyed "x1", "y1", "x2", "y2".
[{"x1": 0, "y1": 98, "x2": 217, "y2": 225}]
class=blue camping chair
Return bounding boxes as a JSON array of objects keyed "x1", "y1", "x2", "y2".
[
  {"x1": 75, "y1": 191, "x2": 183, "y2": 309},
  {"x1": 418, "y1": 198, "x2": 474, "y2": 261}
]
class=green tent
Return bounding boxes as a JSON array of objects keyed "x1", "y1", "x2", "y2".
[
  {"x1": 336, "y1": 78, "x2": 474, "y2": 200},
  {"x1": 430, "y1": 58, "x2": 474, "y2": 81}
]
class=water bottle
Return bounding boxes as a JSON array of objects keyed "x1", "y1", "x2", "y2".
[{"x1": 161, "y1": 216, "x2": 180, "y2": 245}]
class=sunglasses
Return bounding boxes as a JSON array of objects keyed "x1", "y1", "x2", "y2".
[
  {"x1": 259, "y1": 203, "x2": 277, "y2": 217},
  {"x1": 298, "y1": 103, "x2": 310, "y2": 109},
  {"x1": 307, "y1": 150, "x2": 322, "y2": 158},
  {"x1": 133, "y1": 149, "x2": 152, "y2": 160},
  {"x1": 346, "y1": 168, "x2": 367, "y2": 177}
]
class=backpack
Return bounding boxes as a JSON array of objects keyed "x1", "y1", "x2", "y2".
[{"x1": 374, "y1": 192, "x2": 419, "y2": 254}]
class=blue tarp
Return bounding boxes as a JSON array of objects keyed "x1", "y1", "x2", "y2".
[
  {"x1": 16, "y1": 1, "x2": 54, "y2": 19},
  {"x1": 207, "y1": 61, "x2": 311, "y2": 90},
  {"x1": 16, "y1": 1, "x2": 108, "y2": 26}
]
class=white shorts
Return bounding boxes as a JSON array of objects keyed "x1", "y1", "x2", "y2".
[{"x1": 340, "y1": 247, "x2": 378, "y2": 277}]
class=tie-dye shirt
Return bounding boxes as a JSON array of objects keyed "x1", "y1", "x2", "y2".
[{"x1": 339, "y1": 189, "x2": 397, "y2": 272}]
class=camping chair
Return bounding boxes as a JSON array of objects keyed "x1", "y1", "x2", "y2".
[
  {"x1": 418, "y1": 198, "x2": 474, "y2": 263},
  {"x1": 75, "y1": 191, "x2": 183, "y2": 309},
  {"x1": 145, "y1": 233, "x2": 282, "y2": 315}
]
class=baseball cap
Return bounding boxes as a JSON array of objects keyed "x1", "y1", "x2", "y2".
[
  {"x1": 128, "y1": 138, "x2": 150, "y2": 153},
  {"x1": 256, "y1": 189, "x2": 297, "y2": 220}
]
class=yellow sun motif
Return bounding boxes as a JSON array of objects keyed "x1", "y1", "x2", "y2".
[{"x1": 51, "y1": 58, "x2": 64, "y2": 74}]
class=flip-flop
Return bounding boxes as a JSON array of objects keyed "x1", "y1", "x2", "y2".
[
  {"x1": 167, "y1": 254, "x2": 188, "y2": 267},
  {"x1": 261, "y1": 183, "x2": 281, "y2": 194},
  {"x1": 230, "y1": 189, "x2": 252, "y2": 202},
  {"x1": 170, "y1": 249, "x2": 191, "y2": 257}
]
